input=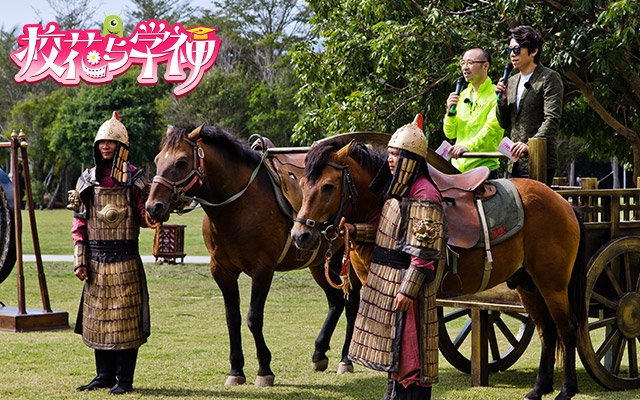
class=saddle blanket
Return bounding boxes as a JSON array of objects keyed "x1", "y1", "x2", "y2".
[{"x1": 475, "y1": 179, "x2": 524, "y2": 248}]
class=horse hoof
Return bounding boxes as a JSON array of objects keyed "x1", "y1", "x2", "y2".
[
  {"x1": 312, "y1": 358, "x2": 329, "y2": 372},
  {"x1": 254, "y1": 375, "x2": 275, "y2": 387},
  {"x1": 224, "y1": 375, "x2": 246, "y2": 386},
  {"x1": 337, "y1": 361, "x2": 353, "y2": 374}
]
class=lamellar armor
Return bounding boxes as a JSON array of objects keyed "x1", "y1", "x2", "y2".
[
  {"x1": 75, "y1": 181, "x2": 149, "y2": 350},
  {"x1": 348, "y1": 197, "x2": 446, "y2": 383}
]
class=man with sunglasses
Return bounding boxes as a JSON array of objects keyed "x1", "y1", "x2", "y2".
[
  {"x1": 495, "y1": 26, "x2": 563, "y2": 185},
  {"x1": 443, "y1": 47, "x2": 504, "y2": 178}
]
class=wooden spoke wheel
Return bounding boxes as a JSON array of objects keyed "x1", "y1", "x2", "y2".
[
  {"x1": 578, "y1": 236, "x2": 640, "y2": 390},
  {"x1": 438, "y1": 306, "x2": 535, "y2": 373}
]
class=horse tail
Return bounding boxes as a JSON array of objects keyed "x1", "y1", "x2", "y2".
[{"x1": 569, "y1": 206, "x2": 588, "y2": 327}]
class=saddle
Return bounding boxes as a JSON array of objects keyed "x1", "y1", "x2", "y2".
[
  {"x1": 251, "y1": 137, "x2": 305, "y2": 218},
  {"x1": 427, "y1": 165, "x2": 496, "y2": 249}
]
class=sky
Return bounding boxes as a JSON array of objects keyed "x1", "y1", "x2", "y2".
[{"x1": 0, "y1": 0, "x2": 214, "y2": 31}]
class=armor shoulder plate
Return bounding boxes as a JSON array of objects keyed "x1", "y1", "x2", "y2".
[
  {"x1": 397, "y1": 198, "x2": 447, "y2": 259},
  {"x1": 131, "y1": 167, "x2": 149, "y2": 191},
  {"x1": 76, "y1": 169, "x2": 96, "y2": 195}
]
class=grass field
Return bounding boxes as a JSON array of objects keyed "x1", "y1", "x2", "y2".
[{"x1": 1, "y1": 208, "x2": 638, "y2": 399}]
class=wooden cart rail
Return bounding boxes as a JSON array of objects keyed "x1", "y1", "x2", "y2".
[{"x1": 558, "y1": 188, "x2": 640, "y2": 257}]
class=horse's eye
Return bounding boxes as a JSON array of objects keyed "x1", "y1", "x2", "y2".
[
  {"x1": 175, "y1": 159, "x2": 189, "y2": 170},
  {"x1": 321, "y1": 183, "x2": 335, "y2": 195}
]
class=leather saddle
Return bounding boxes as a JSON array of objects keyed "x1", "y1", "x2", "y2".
[
  {"x1": 251, "y1": 137, "x2": 305, "y2": 218},
  {"x1": 427, "y1": 165, "x2": 496, "y2": 249}
]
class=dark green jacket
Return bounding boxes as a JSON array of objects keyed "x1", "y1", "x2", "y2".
[{"x1": 496, "y1": 63, "x2": 563, "y2": 176}]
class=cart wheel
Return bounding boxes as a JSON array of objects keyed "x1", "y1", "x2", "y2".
[
  {"x1": 438, "y1": 306, "x2": 535, "y2": 373},
  {"x1": 578, "y1": 236, "x2": 640, "y2": 390}
]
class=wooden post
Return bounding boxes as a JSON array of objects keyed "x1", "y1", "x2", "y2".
[
  {"x1": 581, "y1": 177, "x2": 598, "y2": 189},
  {"x1": 471, "y1": 309, "x2": 489, "y2": 386},
  {"x1": 19, "y1": 130, "x2": 52, "y2": 312},
  {"x1": 10, "y1": 131, "x2": 26, "y2": 315},
  {"x1": 528, "y1": 137, "x2": 546, "y2": 184},
  {"x1": 0, "y1": 130, "x2": 68, "y2": 332}
]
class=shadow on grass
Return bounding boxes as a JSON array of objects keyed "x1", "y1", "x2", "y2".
[
  {"x1": 438, "y1": 365, "x2": 637, "y2": 400},
  {"x1": 135, "y1": 376, "x2": 383, "y2": 399}
]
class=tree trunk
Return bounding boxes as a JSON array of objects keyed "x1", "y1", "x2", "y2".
[{"x1": 562, "y1": 70, "x2": 640, "y2": 183}]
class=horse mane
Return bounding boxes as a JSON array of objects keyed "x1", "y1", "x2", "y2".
[
  {"x1": 304, "y1": 138, "x2": 387, "y2": 183},
  {"x1": 163, "y1": 124, "x2": 261, "y2": 165}
]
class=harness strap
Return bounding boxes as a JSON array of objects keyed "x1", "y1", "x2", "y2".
[
  {"x1": 275, "y1": 229, "x2": 320, "y2": 268},
  {"x1": 182, "y1": 152, "x2": 268, "y2": 207},
  {"x1": 476, "y1": 198, "x2": 493, "y2": 292}
]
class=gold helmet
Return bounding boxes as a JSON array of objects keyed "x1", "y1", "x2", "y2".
[
  {"x1": 93, "y1": 111, "x2": 131, "y2": 184},
  {"x1": 387, "y1": 114, "x2": 427, "y2": 160},
  {"x1": 95, "y1": 111, "x2": 129, "y2": 147}
]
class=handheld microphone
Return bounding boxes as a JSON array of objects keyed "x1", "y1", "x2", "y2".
[
  {"x1": 497, "y1": 62, "x2": 514, "y2": 101},
  {"x1": 449, "y1": 76, "x2": 466, "y2": 115}
]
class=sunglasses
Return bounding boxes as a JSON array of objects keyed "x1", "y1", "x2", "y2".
[{"x1": 506, "y1": 45, "x2": 521, "y2": 56}]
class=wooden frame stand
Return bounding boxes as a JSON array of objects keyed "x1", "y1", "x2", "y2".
[{"x1": 0, "y1": 130, "x2": 69, "y2": 332}]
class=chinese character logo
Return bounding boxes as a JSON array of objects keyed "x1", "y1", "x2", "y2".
[{"x1": 10, "y1": 20, "x2": 220, "y2": 97}]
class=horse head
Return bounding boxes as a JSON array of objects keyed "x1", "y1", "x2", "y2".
[
  {"x1": 146, "y1": 124, "x2": 204, "y2": 222},
  {"x1": 292, "y1": 139, "x2": 385, "y2": 251}
]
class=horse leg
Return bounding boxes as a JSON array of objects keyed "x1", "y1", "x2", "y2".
[
  {"x1": 308, "y1": 263, "x2": 347, "y2": 372},
  {"x1": 213, "y1": 268, "x2": 246, "y2": 386},
  {"x1": 247, "y1": 269, "x2": 276, "y2": 387},
  {"x1": 518, "y1": 288, "x2": 557, "y2": 400},
  {"x1": 536, "y1": 290, "x2": 580, "y2": 400}
]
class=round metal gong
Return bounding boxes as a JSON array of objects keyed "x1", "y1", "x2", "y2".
[{"x1": 0, "y1": 168, "x2": 16, "y2": 284}]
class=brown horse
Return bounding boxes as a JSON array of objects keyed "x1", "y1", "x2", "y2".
[
  {"x1": 290, "y1": 138, "x2": 588, "y2": 400},
  {"x1": 145, "y1": 125, "x2": 362, "y2": 387}
]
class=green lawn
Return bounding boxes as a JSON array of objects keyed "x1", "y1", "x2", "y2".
[{"x1": 0, "y1": 208, "x2": 638, "y2": 399}]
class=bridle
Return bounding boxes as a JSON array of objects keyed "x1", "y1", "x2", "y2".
[
  {"x1": 152, "y1": 135, "x2": 267, "y2": 208},
  {"x1": 152, "y1": 136, "x2": 205, "y2": 206},
  {"x1": 294, "y1": 161, "x2": 358, "y2": 240}
]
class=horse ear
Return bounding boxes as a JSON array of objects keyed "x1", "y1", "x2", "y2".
[
  {"x1": 188, "y1": 124, "x2": 205, "y2": 141},
  {"x1": 335, "y1": 140, "x2": 354, "y2": 162},
  {"x1": 166, "y1": 125, "x2": 174, "y2": 135}
]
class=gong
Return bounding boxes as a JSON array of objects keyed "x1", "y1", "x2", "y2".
[{"x1": 0, "y1": 168, "x2": 16, "y2": 284}]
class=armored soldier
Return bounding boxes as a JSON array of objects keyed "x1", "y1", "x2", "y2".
[
  {"x1": 69, "y1": 111, "x2": 150, "y2": 395},
  {"x1": 348, "y1": 115, "x2": 446, "y2": 400}
]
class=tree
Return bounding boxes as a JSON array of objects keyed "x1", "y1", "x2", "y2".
[
  {"x1": 163, "y1": 0, "x2": 311, "y2": 143},
  {"x1": 10, "y1": 89, "x2": 73, "y2": 208},
  {"x1": 126, "y1": 0, "x2": 203, "y2": 28},
  {"x1": 48, "y1": 70, "x2": 170, "y2": 171},
  {"x1": 43, "y1": 0, "x2": 100, "y2": 30},
  {"x1": 292, "y1": 1, "x2": 640, "y2": 181}
]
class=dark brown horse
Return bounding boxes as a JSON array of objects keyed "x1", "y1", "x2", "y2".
[
  {"x1": 145, "y1": 125, "x2": 362, "y2": 387},
  {"x1": 290, "y1": 139, "x2": 588, "y2": 400}
]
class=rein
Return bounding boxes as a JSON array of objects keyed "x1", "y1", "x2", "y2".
[
  {"x1": 293, "y1": 161, "x2": 359, "y2": 297},
  {"x1": 294, "y1": 161, "x2": 358, "y2": 240},
  {"x1": 323, "y1": 217, "x2": 353, "y2": 297},
  {"x1": 152, "y1": 136, "x2": 268, "y2": 208}
]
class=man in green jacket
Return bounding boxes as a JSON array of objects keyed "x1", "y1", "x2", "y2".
[
  {"x1": 495, "y1": 26, "x2": 563, "y2": 185},
  {"x1": 443, "y1": 47, "x2": 504, "y2": 178}
]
